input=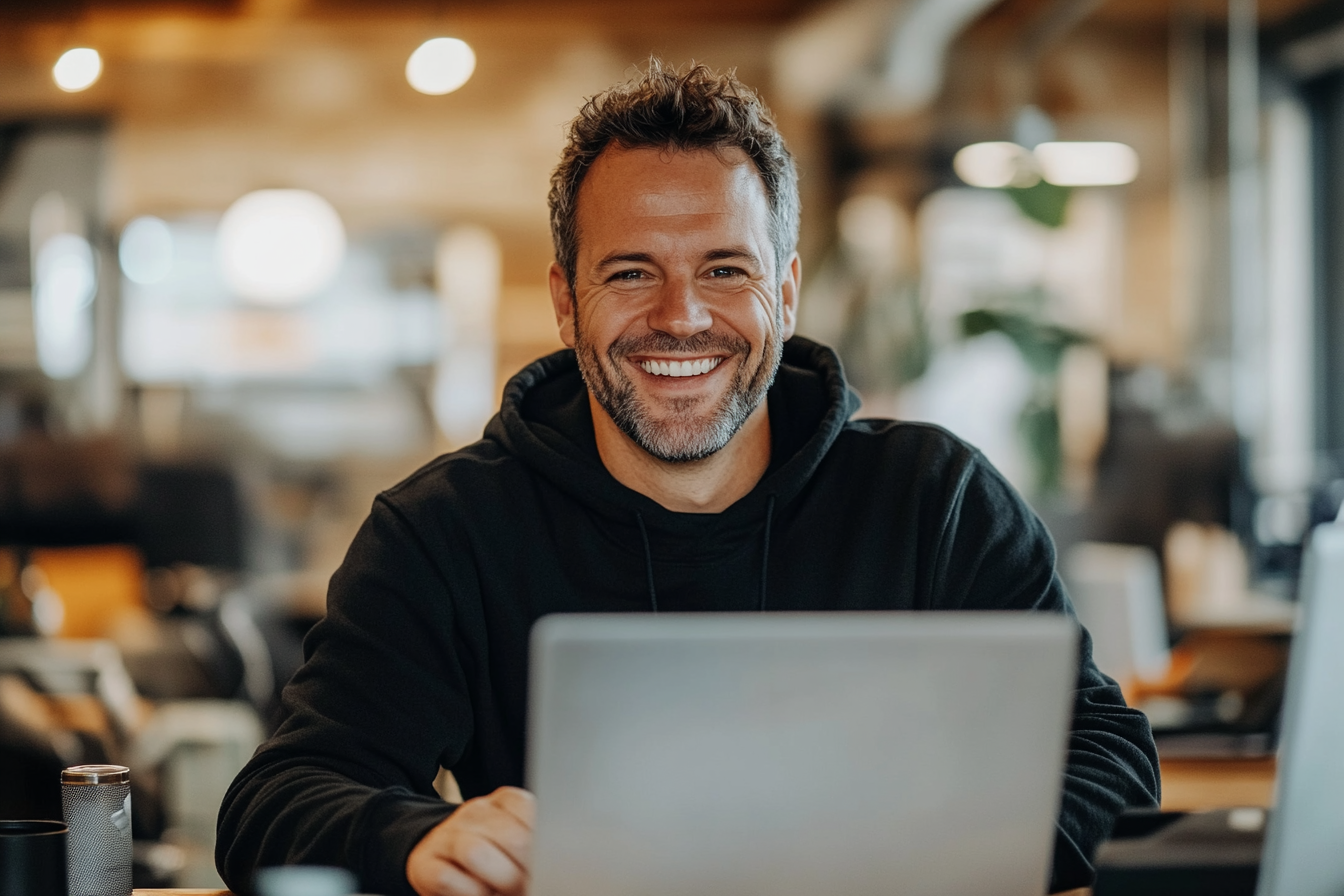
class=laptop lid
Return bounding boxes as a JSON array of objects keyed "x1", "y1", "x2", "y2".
[
  {"x1": 1256, "y1": 523, "x2": 1344, "y2": 896},
  {"x1": 526, "y1": 612, "x2": 1077, "y2": 896}
]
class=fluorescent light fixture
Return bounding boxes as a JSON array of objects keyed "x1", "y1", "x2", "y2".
[
  {"x1": 119, "y1": 216, "x2": 174, "y2": 285},
  {"x1": 217, "y1": 189, "x2": 346, "y2": 305},
  {"x1": 33, "y1": 233, "x2": 96, "y2": 379},
  {"x1": 53, "y1": 48, "x2": 102, "y2": 92},
  {"x1": 406, "y1": 37, "x2": 476, "y2": 96},
  {"x1": 1035, "y1": 141, "x2": 1139, "y2": 186},
  {"x1": 952, "y1": 141, "x2": 1038, "y2": 189}
]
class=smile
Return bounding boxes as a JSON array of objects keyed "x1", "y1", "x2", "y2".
[{"x1": 638, "y1": 357, "x2": 723, "y2": 378}]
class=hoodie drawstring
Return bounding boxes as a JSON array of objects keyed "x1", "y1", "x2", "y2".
[
  {"x1": 759, "y1": 494, "x2": 776, "y2": 612},
  {"x1": 635, "y1": 511, "x2": 659, "y2": 613},
  {"x1": 636, "y1": 494, "x2": 777, "y2": 614}
]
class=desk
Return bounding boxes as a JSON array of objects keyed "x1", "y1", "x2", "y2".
[
  {"x1": 133, "y1": 886, "x2": 1102, "y2": 891},
  {"x1": 1159, "y1": 756, "x2": 1276, "y2": 811},
  {"x1": 136, "y1": 891, "x2": 1096, "y2": 896}
]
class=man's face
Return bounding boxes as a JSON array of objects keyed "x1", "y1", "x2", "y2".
[{"x1": 550, "y1": 145, "x2": 799, "y2": 463}]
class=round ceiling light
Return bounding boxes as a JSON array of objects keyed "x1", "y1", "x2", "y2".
[
  {"x1": 53, "y1": 48, "x2": 102, "y2": 93},
  {"x1": 217, "y1": 189, "x2": 346, "y2": 305},
  {"x1": 406, "y1": 37, "x2": 476, "y2": 96}
]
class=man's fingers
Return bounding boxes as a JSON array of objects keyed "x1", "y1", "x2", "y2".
[
  {"x1": 407, "y1": 789, "x2": 536, "y2": 896},
  {"x1": 491, "y1": 786, "x2": 537, "y2": 828},
  {"x1": 450, "y1": 830, "x2": 527, "y2": 894},
  {"x1": 429, "y1": 859, "x2": 493, "y2": 896}
]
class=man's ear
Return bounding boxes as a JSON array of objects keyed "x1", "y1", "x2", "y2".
[
  {"x1": 779, "y1": 253, "x2": 801, "y2": 341},
  {"x1": 549, "y1": 262, "x2": 577, "y2": 348}
]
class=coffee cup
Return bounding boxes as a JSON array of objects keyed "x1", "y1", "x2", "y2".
[{"x1": 0, "y1": 819, "x2": 68, "y2": 896}]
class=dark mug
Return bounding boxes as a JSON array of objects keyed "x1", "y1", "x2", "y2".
[{"x1": 0, "y1": 819, "x2": 68, "y2": 896}]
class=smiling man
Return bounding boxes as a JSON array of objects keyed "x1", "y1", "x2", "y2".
[
  {"x1": 217, "y1": 62, "x2": 1159, "y2": 896},
  {"x1": 558, "y1": 143, "x2": 796, "y2": 513}
]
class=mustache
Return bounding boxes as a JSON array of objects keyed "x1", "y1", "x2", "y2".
[{"x1": 607, "y1": 330, "x2": 751, "y2": 360}]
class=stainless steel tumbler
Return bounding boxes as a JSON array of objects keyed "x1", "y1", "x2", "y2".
[{"x1": 61, "y1": 764, "x2": 132, "y2": 896}]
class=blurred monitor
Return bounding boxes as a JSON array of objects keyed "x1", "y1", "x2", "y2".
[{"x1": 1064, "y1": 542, "x2": 1170, "y2": 684}]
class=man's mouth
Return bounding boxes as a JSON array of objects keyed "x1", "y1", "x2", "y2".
[{"x1": 637, "y1": 357, "x2": 724, "y2": 378}]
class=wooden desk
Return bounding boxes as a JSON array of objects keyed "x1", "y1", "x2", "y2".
[
  {"x1": 131, "y1": 891, "x2": 1091, "y2": 896},
  {"x1": 1160, "y1": 755, "x2": 1277, "y2": 812}
]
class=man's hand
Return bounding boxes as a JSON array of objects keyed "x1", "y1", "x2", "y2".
[{"x1": 407, "y1": 786, "x2": 536, "y2": 896}]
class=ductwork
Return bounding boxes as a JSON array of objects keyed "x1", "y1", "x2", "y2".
[
  {"x1": 772, "y1": 0, "x2": 1002, "y2": 116},
  {"x1": 880, "y1": 0, "x2": 1006, "y2": 113}
]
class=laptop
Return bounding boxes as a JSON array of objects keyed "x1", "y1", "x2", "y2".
[
  {"x1": 1093, "y1": 522, "x2": 1344, "y2": 896},
  {"x1": 526, "y1": 612, "x2": 1078, "y2": 896},
  {"x1": 1257, "y1": 522, "x2": 1344, "y2": 896}
]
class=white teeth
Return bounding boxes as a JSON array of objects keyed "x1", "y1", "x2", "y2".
[{"x1": 640, "y1": 357, "x2": 722, "y2": 377}]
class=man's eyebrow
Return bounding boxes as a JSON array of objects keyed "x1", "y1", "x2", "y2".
[
  {"x1": 705, "y1": 247, "x2": 763, "y2": 265},
  {"x1": 593, "y1": 247, "x2": 763, "y2": 270},
  {"x1": 595, "y1": 252, "x2": 656, "y2": 271}
]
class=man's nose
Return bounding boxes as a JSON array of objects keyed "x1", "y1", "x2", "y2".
[{"x1": 646, "y1": 276, "x2": 713, "y2": 338}]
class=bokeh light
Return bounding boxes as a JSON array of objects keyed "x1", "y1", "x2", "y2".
[
  {"x1": 217, "y1": 189, "x2": 346, "y2": 305},
  {"x1": 33, "y1": 233, "x2": 97, "y2": 379},
  {"x1": 405, "y1": 38, "x2": 476, "y2": 96},
  {"x1": 53, "y1": 48, "x2": 102, "y2": 93},
  {"x1": 1035, "y1": 142, "x2": 1140, "y2": 187},
  {"x1": 952, "y1": 142, "x2": 1037, "y2": 189},
  {"x1": 119, "y1": 216, "x2": 174, "y2": 285}
]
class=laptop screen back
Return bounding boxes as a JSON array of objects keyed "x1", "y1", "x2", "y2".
[
  {"x1": 526, "y1": 612, "x2": 1077, "y2": 896},
  {"x1": 1256, "y1": 523, "x2": 1344, "y2": 896}
]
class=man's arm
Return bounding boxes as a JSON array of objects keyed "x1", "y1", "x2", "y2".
[
  {"x1": 217, "y1": 497, "x2": 477, "y2": 896},
  {"x1": 931, "y1": 450, "x2": 1161, "y2": 893}
]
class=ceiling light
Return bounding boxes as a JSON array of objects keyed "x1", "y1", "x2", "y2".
[
  {"x1": 953, "y1": 142, "x2": 1038, "y2": 189},
  {"x1": 217, "y1": 189, "x2": 346, "y2": 305},
  {"x1": 1035, "y1": 141, "x2": 1139, "y2": 186},
  {"x1": 53, "y1": 48, "x2": 102, "y2": 93},
  {"x1": 406, "y1": 37, "x2": 476, "y2": 96},
  {"x1": 119, "y1": 216, "x2": 174, "y2": 285}
]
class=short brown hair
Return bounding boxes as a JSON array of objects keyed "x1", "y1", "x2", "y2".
[{"x1": 548, "y1": 59, "x2": 800, "y2": 293}]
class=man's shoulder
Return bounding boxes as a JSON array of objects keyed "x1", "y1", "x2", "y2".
[
  {"x1": 821, "y1": 416, "x2": 1018, "y2": 512},
  {"x1": 377, "y1": 435, "x2": 523, "y2": 515},
  {"x1": 834, "y1": 416, "x2": 985, "y2": 470}
]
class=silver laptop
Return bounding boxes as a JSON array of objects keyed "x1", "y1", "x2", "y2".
[
  {"x1": 526, "y1": 612, "x2": 1077, "y2": 896},
  {"x1": 1256, "y1": 522, "x2": 1344, "y2": 896}
]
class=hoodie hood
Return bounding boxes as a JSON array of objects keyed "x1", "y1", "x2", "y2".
[{"x1": 486, "y1": 335, "x2": 860, "y2": 533}]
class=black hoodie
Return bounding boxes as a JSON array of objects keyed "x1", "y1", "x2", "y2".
[{"x1": 217, "y1": 337, "x2": 1160, "y2": 895}]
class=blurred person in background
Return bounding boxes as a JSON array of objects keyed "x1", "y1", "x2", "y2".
[{"x1": 217, "y1": 60, "x2": 1159, "y2": 896}]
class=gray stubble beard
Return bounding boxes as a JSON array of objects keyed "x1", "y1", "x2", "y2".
[{"x1": 574, "y1": 304, "x2": 785, "y2": 463}]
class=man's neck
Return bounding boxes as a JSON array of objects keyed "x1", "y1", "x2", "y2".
[{"x1": 588, "y1": 394, "x2": 771, "y2": 514}]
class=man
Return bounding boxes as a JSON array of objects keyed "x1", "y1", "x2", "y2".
[{"x1": 217, "y1": 61, "x2": 1160, "y2": 896}]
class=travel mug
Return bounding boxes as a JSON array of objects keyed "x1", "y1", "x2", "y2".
[
  {"x1": 0, "y1": 819, "x2": 68, "y2": 896},
  {"x1": 61, "y1": 764, "x2": 132, "y2": 896}
]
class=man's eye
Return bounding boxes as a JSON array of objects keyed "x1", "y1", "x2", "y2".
[
  {"x1": 709, "y1": 267, "x2": 745, "y2": 278},
  {"x1": 611, "y1": 270, "x2": 646, "y2": 282}
]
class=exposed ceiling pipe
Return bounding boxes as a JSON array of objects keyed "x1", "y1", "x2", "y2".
[
  {"x1": 878, "y1": 0, "x2": 1005, "y2": 114},
  {"x1": 772, "y1": 0, "x2": 1112, "y2": 120},
  {"x1": 773, "y1": 0, "x2": 1003, "y2": 117}
]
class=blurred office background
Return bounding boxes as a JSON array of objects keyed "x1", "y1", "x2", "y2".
[{"x1": 1, "y1": 0, "x2": 1343, "y2": 887}]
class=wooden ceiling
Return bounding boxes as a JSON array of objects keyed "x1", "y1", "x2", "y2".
[
  {"x1": 0, "y1": 0, "x2": 821, "y2": 25},
  {"x1": 0, "y1": 0, "x2": 1330, "y2": 25}
]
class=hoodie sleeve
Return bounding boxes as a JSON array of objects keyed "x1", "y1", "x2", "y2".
[
  {"x1": 931, "y1": 451, "x2": 1162, "y2": 893},
  {"x1": 216, "y1": 496, "x2": 470, "y2": 896}
]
